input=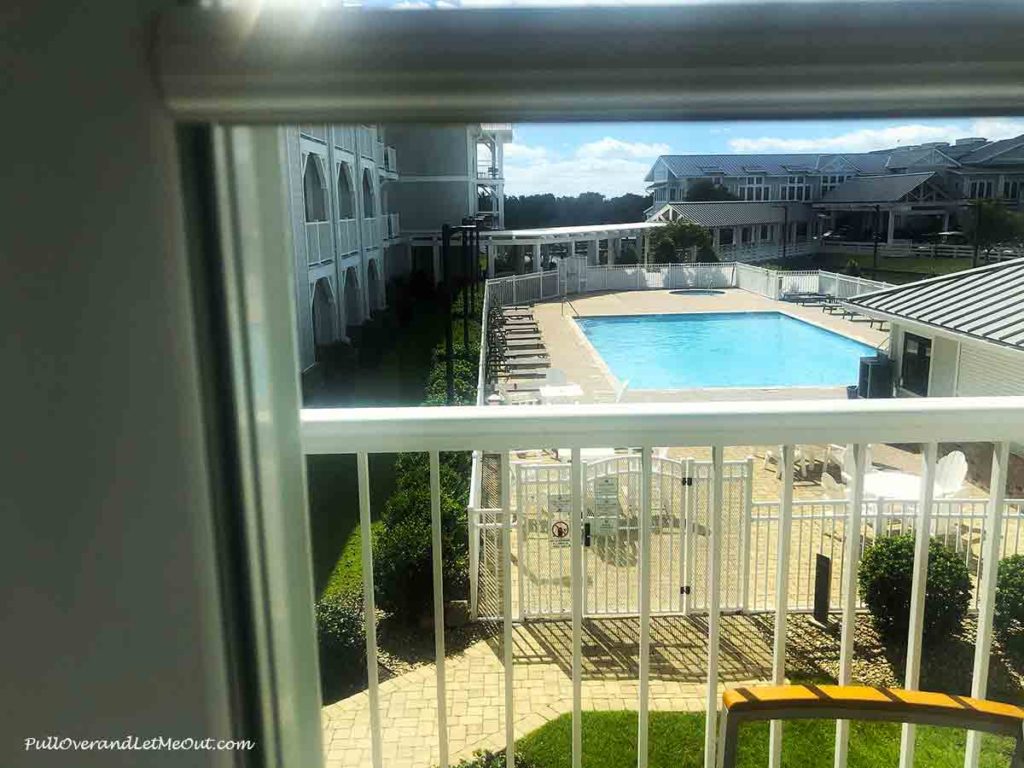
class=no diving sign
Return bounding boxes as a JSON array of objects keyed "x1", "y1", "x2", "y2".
[{"x1": 549, "y1": 493, "x2": 571, "y2": 548}]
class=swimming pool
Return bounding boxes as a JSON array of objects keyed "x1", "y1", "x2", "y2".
[{"x1": 576, "y1": 312, "x2": 876, "y2": 389}]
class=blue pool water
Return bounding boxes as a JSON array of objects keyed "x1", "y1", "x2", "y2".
[{"x1": 576, "y1": 312, "x2": 876, "y2": 390}]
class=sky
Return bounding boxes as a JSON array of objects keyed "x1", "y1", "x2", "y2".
[{"x1": 503, "y1": 117, "x2": 1024, "y2": 198}]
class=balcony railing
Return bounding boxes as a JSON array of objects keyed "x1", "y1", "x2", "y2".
[
  {"x1": 477, "y1": 164, "x2": 502, "y2": 180},
  {"x1": 303, "y1": 220, "x2": 332, "y2": 265},
  {"x1": 361, "y1": 216, "x2": 381, "y2": 248},
  {"x1": 357, "y1": 125, "x2": 376, "y2": 160},
  {"x1": 382, "y1": 145, "x2": 398, "y2": 175},
  {"x1": 302, "y1": 398, "x2": 1024, "y2": 768},
  {"x1": 332, "y1": 124, "x2": 355, "y2": 152},
  {"x1": 335, "y1": 218, "x2": 359, "y2": 256},
  {"x1": 385, "y1": 212, "x2": 400, "y2": 241}
]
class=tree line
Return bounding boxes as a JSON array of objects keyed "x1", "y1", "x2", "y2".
[{"x1": 500, "y1": 192, "x2": 652, "y2": 229}]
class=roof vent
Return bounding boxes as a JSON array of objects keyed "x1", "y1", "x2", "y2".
[
  {"x1": 921, "y1": 142, "x2": 950, "y2": 148},
  {"x1": 955, "y1": 137, "x2": 988, "y2": 146}
]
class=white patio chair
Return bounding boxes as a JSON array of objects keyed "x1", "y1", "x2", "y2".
[
  {"x1": 934, "y1": 450, "x2": 968, "y2": 498},
  {"x1": 840, "y1": 444, "x2": 874, "y2": 483},
  {"x1": 763, "y1": 446, "x2": 810, "y2": 479},
  {"x1": 820, "y1": 471, "x2": 847, "y2": 499},
  {"x1": 824, "y1": 444, "x2": 846, "y2": 473}
]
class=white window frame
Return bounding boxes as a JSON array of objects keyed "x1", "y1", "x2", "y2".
[
  {"x1": 152, "y1": 5, "x2": 1024, "y2": 768},
  {"x1": 780, "y1": 175, "x2": 811, "y2": 201},
  {"x1": 737, "y1": 175, "x2": 769, "y2": 201}
]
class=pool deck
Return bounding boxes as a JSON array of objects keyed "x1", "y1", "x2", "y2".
[{"x1": 533, "y1": 289, "x2": 887, "y2": 403}]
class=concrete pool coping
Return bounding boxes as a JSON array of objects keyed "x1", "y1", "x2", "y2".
[{"x1": 531, "y1": 289, "x2": 888, "y2": 404}]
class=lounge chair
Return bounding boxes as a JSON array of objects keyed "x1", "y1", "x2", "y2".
[{"x1": 935, "y1": 451, "x2": 968, "y2": 498}]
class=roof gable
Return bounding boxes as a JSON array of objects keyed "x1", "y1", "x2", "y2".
[{"x1": 960, "y1": 134, "x2": 1024, "y2": 164}]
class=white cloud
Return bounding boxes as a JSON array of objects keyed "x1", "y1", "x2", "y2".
[
  {"x1": 575, "y1": 137, "x2": 671, "y2": 160},
  {"x1": 728, "y1": 118, "x2": 1024, "y2": 154},
  {"x1": 504, "y1": 136, "x2": 666, "y2": 196}
]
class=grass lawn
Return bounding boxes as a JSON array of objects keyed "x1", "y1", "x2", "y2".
[
  {"x1": 516, "y1": 711, "x2": 1015, "y2": 768},
  {"x1": 768, "y1": 252, "x2": 984, "y2": 285}
]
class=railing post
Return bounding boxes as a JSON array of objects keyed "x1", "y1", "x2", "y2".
[
  {"x1": 638, "y1": 446, "x2": 653, "y2": 768},
  {"x1": 899, "y1": 442, "x2": 937, "y2": 768},
  {"x1": 570, "y1": 448, "x2": 583, "y2": 768},
  {"x1": 769, "y1": 444, "x2": 796, "y2": 768},
  {"x1": 835, "y1": 443, "x2": 867, "y2": 768},
  {"x1": 741, "y1": 456, "x2": 754, "y2": 612},
  {"x1": 965, "y1": 441, "x2": 1011, "y2": 768},
  {"x1": 429, "y1": 452, "x2": 450, "y2": 768},
  {"x1": 704, "y1": 446, "x2": 725, "y2": 768},
  {"x1": 358, "y1": 453, "x2": 383, "y2": 768},
  {"x1": 469, "y1": 505, "x2": 479, "y2": 619},
  {"x1": 501, "y1": 450, "x2": 515, "y2": 768}
]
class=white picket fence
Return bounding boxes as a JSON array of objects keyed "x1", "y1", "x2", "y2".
[
  {"x1": 485, "y1": 260, "x2": 894, "y2": 308},
  {"x1": 822, "y1": 240, "x2": 1024, "y2": 261}
]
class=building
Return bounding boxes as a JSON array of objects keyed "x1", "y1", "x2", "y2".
[
  {"x1": 283, "y1": 123, "x2": 511, "y2": 372},
  {"x1": 645, "y1": 134, "x2": 1024, "y2": 254},
  {"x1": 846, "y1": 258, "x2": 1024, "y2": 399}
]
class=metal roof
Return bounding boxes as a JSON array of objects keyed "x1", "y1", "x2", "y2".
[
  {"x1": 663, "y1": 201, "x2": 814, "y2": 228},
  {"x1": 644, "y1": 134, "x2": 1024, "y2": 181},
  {"x1": 481, "y1": 220, "x2": 663, "y2": 241},
  {"x1": 819, "y1": 172, "x2": 934, "y2": 204},
  {"x1": 847, "y1": 258, "x2": 1024, "y2": 350}
]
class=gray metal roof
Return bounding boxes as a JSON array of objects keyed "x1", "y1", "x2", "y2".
[
  {"x1": 819, "y1": 172, "x2": 934, "y2": 204},
  {"x1": 847, "y1": 259, "x2": 1024, "y2": 349},
  {"x1": 645, "y1": 134, "x2": 1024, "y2": 181},
  {"x1": 647, "y1": 152, "x2": 891, "y2": 181},
  {"x1": 663, "y1": 201, "x2": 813, "y2": 228}
]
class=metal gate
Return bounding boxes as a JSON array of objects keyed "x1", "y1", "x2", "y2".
[{"x1": 514, "y1": 455, "x2": 753, "y2": 618}]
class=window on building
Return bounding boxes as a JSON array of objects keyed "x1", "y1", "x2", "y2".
[
  {"x1": 901, "y1": 333, "x2": 932, "y2": 396},
  {"x1": 780, "y1": 176, "x2": 811, "y2": 201},
  {"x1": 302, "y1": 154, "x2": 328, "y2": 222},
  {"x1": 669, "y1": 188, "x2": 678, "y2": 201},
  {"x1": 337, "y1": 163, "x2": 355, "y2": 219},
  {"x1": 821, "y1": 174, "x2": 850, "y2": 194},
  {"x1": 795, "y1": 222, "x2": 808, "y2": 241},
  {"x1": 1004, "y1": 180, "x2": 1023, "y2": 200},
  {"x1": 968, "y1": 179, "x2": 994, "y2": 199},
  {"x1": 738, "y1": 175, "x2": 769, "y2": 201},
  {"x1": 741, "y1": 226, "x2": 752, "y2": 243},
  {"x1": 362, "y1": 168, "x2": 376, "y2": 218},
  {"x1": 759, "y1": 224, "x2": 770, "y2": 240},
  {"x1": 719, "y1": 227, "x2": 734, "y2": 246}
]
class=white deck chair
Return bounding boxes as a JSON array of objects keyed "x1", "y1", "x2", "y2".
[
  {"x1": 840, "y1": 444, "x2": 874, "y2": 483},
  {"x1": 820, "y1": 471, "x2": 847, "y2": 499},
  {"x1": 763, "y1": 446, "x2": 810, "y2": 479},
  {"x1": 934, "y1": 450, "x2": 968, "y2": 498}
]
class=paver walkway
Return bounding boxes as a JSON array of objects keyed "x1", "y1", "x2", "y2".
[{"x1": 323, "y1": 615, "x2": 798, "y2": 768}]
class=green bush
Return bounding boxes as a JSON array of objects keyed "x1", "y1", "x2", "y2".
[
  {"x1": 858, "y1": 534, "x2": 971, "y2": 644},
  {"x1": 995, "y1": 554, "x2": 1024, "y2": 643},
  {"x1": 844, "y1": 258, "x2": 862, "y2": 277},
  {"x1": 316, "y1": 595, "x2": 366, "y2": 697},
  {"x1": 374, "y1": 472, "x2": 469, "y2": 621},
  {"x1": 449, "y1": 750, "x2": 538, "y2": 768}
]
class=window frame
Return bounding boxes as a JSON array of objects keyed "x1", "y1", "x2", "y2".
[
  {"x1": 901, "y1": 332, "x2": 933, "y2": 397},
  {"x1": 155, "y1": 5, "x2": 1024, "y2": 767}
]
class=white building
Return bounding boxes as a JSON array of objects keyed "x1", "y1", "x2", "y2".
[
  {"x1": 847, "y1": 258, "x2": 1024, "y2": 399},
  {"x1": 283, "y1": 123, "x2": 511, "y2": 372}
]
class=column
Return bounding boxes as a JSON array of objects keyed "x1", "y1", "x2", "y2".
[
  {"x1": 590, "y1": 238, "x2": 600, "y2": 265},
  {"x1": 886, "y1": 210, "x2": 896, "y2": 243},
  {"x1": 942, "y1": 211, "x2": 950, "y2": 231},
  {"x1": 432, "y1": 241, "x2": 442, "y2": 287},
  {"x1": 608, "y1": 237, "x2": 618, "y2": 265},
  {"x1": 487, "y1": 245, "x2": 496, "y2": 278},
  {"x1": 532, "y1": 242, "x2": 542, "y2": 273}
]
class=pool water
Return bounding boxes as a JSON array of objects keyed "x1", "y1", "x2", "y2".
[{"x1": 576, "y1": 312, "x2": 876, "y2": 389}]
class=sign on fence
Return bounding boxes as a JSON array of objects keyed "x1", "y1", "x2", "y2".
[{"x1": 549, "y1": 493, "x2": 571, "y2": 548}]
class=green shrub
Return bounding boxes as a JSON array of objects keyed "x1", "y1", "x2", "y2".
[
  {"x1": 374, "y1": 472, "x2": 469, "y2": 621},
  {"x1": 449, "y1": 750, "x2": 538, "y2": 768},
  {"x1": 844, "y1": 258, "x2": 862, "y2": 277},
  {"x1": 995, "y1": 554, "x2": 1024, "y2": 643},
  {"x1": 316, "y1": 595, "x2": 366, "y2": 697},
  {"x1": 858, "y1": 534, "x2": 971, "y2": 644}
]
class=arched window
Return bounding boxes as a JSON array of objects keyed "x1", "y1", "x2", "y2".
[
  {"x1": 337, "y1": 163, "x2": 355, "y2": 219},
  {"x1": 362, "y1": 168, "x2": 376, "y2": 218},
  {"x1": 302, "y1": 154, "x2": 327, "y2": 222},
  {"x1": 311, "y1": 278, "x2": 337, "y2": 355}
]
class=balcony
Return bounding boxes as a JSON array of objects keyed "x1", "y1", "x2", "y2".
[
  {"x1": 304, "y1": 220, "x2": 333, "y2": 265},
  {"x1": 336, "y1": 218, "x2": 359, "y2": 256},
  {"x1": 385, "y1": 212, "x2": 400, "y2": 241},
  {"x1": 305, "y1": 398, "x2": 1024, "y2": 768},
  {"x1": 361, "y1": 216, "x2": 382, "y2": 249},
  {"x1": 357, "y1": 126, "x2": 376, "y2": 160},
  {"x1": 477, "y1": 164, "x2": 502, "y2": 181}
]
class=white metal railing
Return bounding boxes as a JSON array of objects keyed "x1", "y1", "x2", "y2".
[
  {"x1": 821, "y1": 240, "x2": 1024, "y2": 261},
  {"x1": 335, "y1": 218, "x2": 358, "y2": 256},
  {"x1": 485, "y1": 261, "x2": 895, "y2": 307},
  {"x1": 374, "y1": 140, "x2": 385, "y2": 167},
  {"x1": 332, "y1": 124, "x2": 355, "y2": 151},
  {"x1": 361, "y1": 217, "x2": 381, "y2": 248},
  {"x1": 384, "y1": 146, "x2": 398, "y2": 174},
  {"x1": 718, "y1": 240, "x2": 817, "y2": 263},
  {"x1": 385, "y1": 212, "x2": 400, "y2": 241},
  {"x1": 302, "y1": 399, "x2": 1024, "y2": 768},
  {"x1": 304, "y1": 220, "x2": 332, "y2": 265},
  {"x1": 357, "y1": 125, "x2": 375, "y2": 160}
]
